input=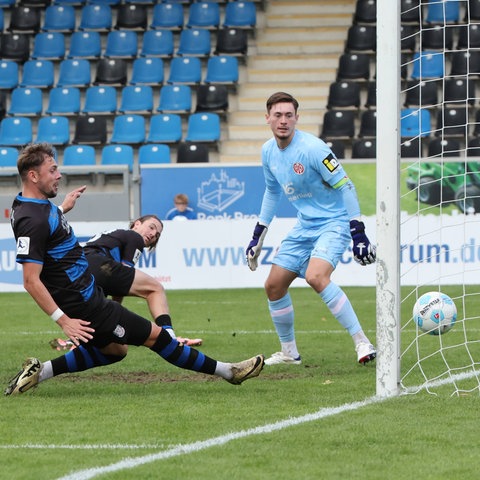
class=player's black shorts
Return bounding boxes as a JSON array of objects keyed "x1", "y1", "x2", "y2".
[{"x1": 86, "y1": 253, "x2": 135, "y2": 297}]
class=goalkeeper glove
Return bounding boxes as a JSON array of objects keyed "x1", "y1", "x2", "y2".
[
  {"x1": 246, "y1": 222, "x2": 268, "y2": 271},
  {"x1": 350, "y1": 220, "x2": 376, "y2": 266}
]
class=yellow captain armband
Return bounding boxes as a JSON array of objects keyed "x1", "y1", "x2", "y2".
[{"x1": 332, "y1": 176, "x2": 350, "y2": 189}]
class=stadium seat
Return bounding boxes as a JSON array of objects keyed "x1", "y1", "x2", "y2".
[
  {"x1": 8, "y1": 5, "x2": 41, "y2": 33},
  {"x1": 82, "y1": 85, "x2": 117, "y2": 114},
  {"x1": 320, "y1": 110, "x2": 356, "y2": 139},
  {"x1": 425, "y1": 0, "x2": 460, "y2": 23},
  {"x1": 336, "y1": 53, "x2": 370, "y2": 81},
  {"x1": 104, "y1": 30, "x2": 138, "y2": 58},
  {"x1": 150, "y1": 3, "x2": 183, "y2": 30},
  {"x1": 401, "y1": 137, "x2": 423, "y2": 158},
  {"x1": 72, "y1": 115, "x2": 107, "y2": 144},
  {"x1": 195, "y1": 84, "x2": 229, "y2": 112},
  {"x1": 326, "y1": 81, "x2": 361, "y2": 109},
  {"x1": 57, "y1": 59, "x2": 91, "y2": 87},
  {"x1": 46, "y1": 87, "x2": 81, "y2": 115},
  {"x1": 8, "y1": 87, "x2": 43, "y2": 116},
  {"x1": 358, "y1": 110, "x2": 377, "y2": 138},
  {"x1": 177, "y1": 141, "x2": 209, "y2": 163},
  {"x1": 115, "y1": 4, "x2": 148, "y2": 30},
  {"x1": 185, "y1": 112, "x2": 221, "y2": 142},
  {"x1": 411, "y1": 51, "x2": 445, "y2": 80},
  {"x1": 401, "y1": 25, "x2": 417, "y2": 52},
  {"x1": 140, "y1": 30, "x2": 174, "y2": 57},
  {"x1": 79, "y1": 4, "x2": 112, "y2": 31},
  {"x1": 403, "y1": 80, "x2": 438, "y2": 107},
  {"x1": 68, "y1": 31, "x2": 101, "y2": 59},
  {"x1": 36, "y1": 116, "x2": 70, "y2": 145},
  {"x1": 0, "y1": 117, "x2": 32, "y2": 145},
  {"x1": 401, "y1": 0, "x2": 421, "y2": 24},
  {"x1": 323, "y1": 139, "x2": 345, "y2": 159},
  {"x1": 0, "y1": 146, "x2": 18, "y2": 166},
  {"x1": 101, "y1": 144, "x2": 134, "y2": 170},
  {"x1": 186, "y1": 2, "x2": 220, "y2": 29},
  {"x1": 444, "y1": 78, "x2": 476, "y2": 105},
  {"x1": 351, "y1": 138, "x2": 377, "y2": 158},
  {"x1": 204, "y1": 55, "x2": 239, "y2": 84},
  {"x1": 42, "y1": 5, "x2": 76, "y2": 32},
  {"x1": 0, "y1": 33, "x2": 30, "y2": 62},
  {"x1": 147, "y1": 113, "x2": 182, "y2": 143},
  {"x1": 118, "y1": 85, "x2": 153, "y2": 114},
  {"x1": 223, "y1": 1, "x2": 256, "y2": 29},
  {"x1": 457, "y1": 23, "x2": 480, "y2": 49},
  {"x1": 466, "y1": 0, "x2": 480, "y2": 21},
  {"x1": 435, "y1": 106, "x2": 469, "y2": 137},
  {"x1": 214, "y1": 27, "x2": 248, "y2": 56},
  {"x1": 110, "y1": 114, "x2": 145, "y2": 144},
  {"x1": 176, "y1": 28, "x2": 211, "y2": 56},
  {"x1": 401, "y1": 108, "x2": 432, "y2": 137},
  {"x1": 157, "y1": 85, "x2": 192, "y2": 113},
  {"x1": 130, "y1": 57, "x2": 164, "y2": 85},
  {"x1": 421, "y1": 25, "x2": 454, "y2": 50},
  {"x1": 167, "y1": 56, "x2": 202, "y2": 84},
  {"x1": 365, "y1": 81, "x2": 377, "y2": 109},
  {"x1": 345, "y1": 25, "x2": 376, "y2": 53},
  {"x1": 138, "y1": 143, "x2": 171, "y2": 164},
  {"x1": 427, "y1": 137, "x2": 461, "y2": 157},
  {"x1": 0, "y1": 60, "x2": 19, "y2": 89},
  {"x1": 31, "y1": 32, "x2": 65, "y2": 60},
  {"x1": 63, "y1": 145, "x2": 96, "y2": 166},
  {"x1": 449, "y1": 50, "x2": 480, "y2": 76},
  {"x1": 354, "y1": 0, "x2": 377, "y2": 24},
  {"x1": 94, "y1": 58, "x2": 128, "y2": 85},
  {"x1": 467, "y1": 136, "x2": 480, "y2": 156},
  {"x1": 20, "y1": 60, "x2": 54, "y2": 88}
]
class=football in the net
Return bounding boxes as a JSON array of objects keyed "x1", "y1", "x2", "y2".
[{"x1": 412, "y1": 291, "x2": 457, "y2": 335}]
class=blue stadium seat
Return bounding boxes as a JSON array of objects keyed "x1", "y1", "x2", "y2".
[
  {"x1": 46, "y1": 87, "x2": 81, "y2": 115},
  {"x1": 101, "y1": 144, "x2": 134, "y2": 170},
  {"x1": 63, "y1": 145, "x2": 97, "y2": 166},
  {"x1": 79, "y1": 4, "x2": 112, "y2": 31},
  {"x1": 150, "y1": 3, "x2": 183, "y2": 30},
  {"x1": 411, "y1": 51, "x2": 445, "y2": 80},
  {"x1": 42, "y1": 5, "x2": 76, "y2": 32},
  {"x1": 82, "y1": 85, "x2": 117, "y2": 114},
  {"x1": 110, "y1": 114, "x2": 145, "y2": 144},
  {"x1": 118, "y1": 85, "x2": 153, "y2": 113},
  {"x1": 147, "y1": 113, "x2": 182, "y2": 143},
  {"x1": 0, "y1": 146, "x2": 18, "y2": 166},
  {"x1": 88, "y1": 0, "x2": 120, "y2": 5},
  {"x1": 8, "y1": 87, "x2": 43, "y2": 116},
  {"x1": 0, "y1": 117, "x2": 32, "y2": 145},
  {"x1": 31, "y1": 32, "x2": 66, "y2": 60},
  {"x1": 186, "y1": 2, "x2": 220, "y2": 29},
  {"x1": 401, "y1": 108, "x2": 432, "y2": 138},
  {"x1": 426, "y1": 0, "x2": 460, "y2": 23},
  {"x1": 176, "y1": 28, "x2": 211, "y2": 56},
  {"x1": 68, "y1": 31, "x2": 101, "y2": 58},
  {"x1": 20, "y1": 60, "x2": 55, "y2": 88},
  {"x1": 185, "y1": 112, "x2": 220, "y2": 142},
  {"x1": 140, "y1": 30, "x2": 174, "y2": 57},
  {"x1": 223, "y1": 1, "x2": 256, "y2": 29},
  {"x1": 104, "y1": 30, "x2": 138, "y2": 58},
  {"x1": 167, "y1": 56, "x2": 202, "y2": 84},
  {"x1": 204, "y1": 55, "x2": 239, "y2": 84},
  {"x1": 130, "y1": 57, "x2": 164, "y2": 85},
  {"x1": 36, "y1": 116, "x2": 70, "y2": 145},
  {"x1": 138, "y1": 143, "x2": 171, "y2": 164},
  {"x1": 157, "y1": 84, "x2": 192, "y2": 113},
  {"x1": 0, "y1": 60, "x2": 18, "y2": 89},
  {"x1": 57, "y1": 59, "x2": 91, "y2": 87}
]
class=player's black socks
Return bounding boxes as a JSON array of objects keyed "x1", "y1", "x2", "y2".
[
  {"x1": 51, "y1": 345, "x2": 126, "y2": 376},
  {"x1": 155, "y1": 314, "x2": 172, "y2": 328},
  {"x1": 150, "y1": 327, "x2": 216, "y2": 375}
]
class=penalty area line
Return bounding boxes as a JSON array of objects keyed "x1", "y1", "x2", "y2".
[{"x1": 56, "y1": 395, "x2": 386, "y2": 480}]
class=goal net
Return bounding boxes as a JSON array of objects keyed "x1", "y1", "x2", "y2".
[{"x1": 377, "y1": 0, "x2": 480, "y2": 397}]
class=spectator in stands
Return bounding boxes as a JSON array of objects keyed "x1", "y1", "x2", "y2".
[
  {"x1": 166, "y1": 193, "x2": 197, "y2": 221},
  {"x1": 245, "y1": 91, "x2": 376, "y2": 367}
]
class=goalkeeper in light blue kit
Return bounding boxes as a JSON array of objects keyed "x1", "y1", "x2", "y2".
[{"x1": 246, "y1": 92, "x2": 376, "y2": 366}]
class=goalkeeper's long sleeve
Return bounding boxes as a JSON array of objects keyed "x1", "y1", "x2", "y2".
[{"x1": 336, "y1": 178, "x2": 361, "y2": 220}]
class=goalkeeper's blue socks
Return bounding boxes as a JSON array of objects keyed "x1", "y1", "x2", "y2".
[
  {"x1": 319, "y1": 282, "x2": 362, "y2": 336},
  {"x1": 268, "y1": 293, "x2": 300, "y2": 359}
]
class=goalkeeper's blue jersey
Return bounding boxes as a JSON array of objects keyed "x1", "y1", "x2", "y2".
[{"x1": 259, "y1": 130, "x2": 349, "y2": 228}]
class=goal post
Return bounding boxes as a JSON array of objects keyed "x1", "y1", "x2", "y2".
[{"x1": 375, "y1": 0, "x2": 402, "y2": 397}]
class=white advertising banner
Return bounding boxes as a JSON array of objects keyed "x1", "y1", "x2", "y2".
[{"x1": 1, "y1": 214, "x2": 479, "y2": 292}]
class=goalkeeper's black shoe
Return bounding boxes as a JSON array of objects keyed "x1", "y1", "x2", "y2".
[
  {"x1": 227, "y1": 354, "x2": 265, "y2": 385},
  {"x1": 4, "y1": 358, "x2": 41, "y2": 396}
]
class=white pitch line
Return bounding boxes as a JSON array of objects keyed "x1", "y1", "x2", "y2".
[{"x1": 56, "y1": 395, "x2": 386, "y2": 480}]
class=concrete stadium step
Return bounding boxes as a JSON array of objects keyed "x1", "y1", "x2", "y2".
[
  {"x1": 258, "y1": 27, "x2": 349, "y2": 42},
  {"x1": 237, "y1": 95, "x2": 327, "y2": 112},
  {"x1": 256, "y1": 40, "x2": 344, "y2": 55},
  {"x1": 239, "y1": 82, "x2": 330, "y2": 98},
  {"x1": 228, "y1": 123, "x2": 320, "y2": 140},
  {"x1": 229, "y1": 110, "x2": 324, "y2": 126},
  {"x1": 221, "y1": 139, "x2": 266, "y2": 156},
  {"x1": 248, "y1": 54, "x2": 340, "y2": 70},
  {"x1": 266, "y1": 0, "x2": 356, "y2": 15},
  {"x1": 248, "y1": 67, "x2": 335, "y2": 82}
]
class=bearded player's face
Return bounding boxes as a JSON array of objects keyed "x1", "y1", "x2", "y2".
[{"x1": 266, "y1": 102, "x2": 298, "y2": 145}]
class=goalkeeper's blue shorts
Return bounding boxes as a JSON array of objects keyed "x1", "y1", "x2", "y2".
[{"x1": 272, "y1": 220, "x2": 350, "y2": 279}]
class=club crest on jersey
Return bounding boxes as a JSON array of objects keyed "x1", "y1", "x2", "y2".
[
  {"x1": 322, "y1": 154, "x2": 339, "y2": 173},
  {"x1": 17, "y1": 236, "x2": 30, "y2": 255},
  {"x1": 113, "y1": 324, "x2": 126, "y2": 338},
  {"x1": 292, "y1": 162, "x2": 305, "y2": 175}
]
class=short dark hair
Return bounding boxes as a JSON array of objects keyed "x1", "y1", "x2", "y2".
[
  {"x1": 17, "y1": 143, "x2": 56, "y2": 180},
  {"x1": 130, "y1": 214, "x2": 163, "y2": 250},
  {"x1": 266, "y1": 92, "x2": 299, "y2": 114}
]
